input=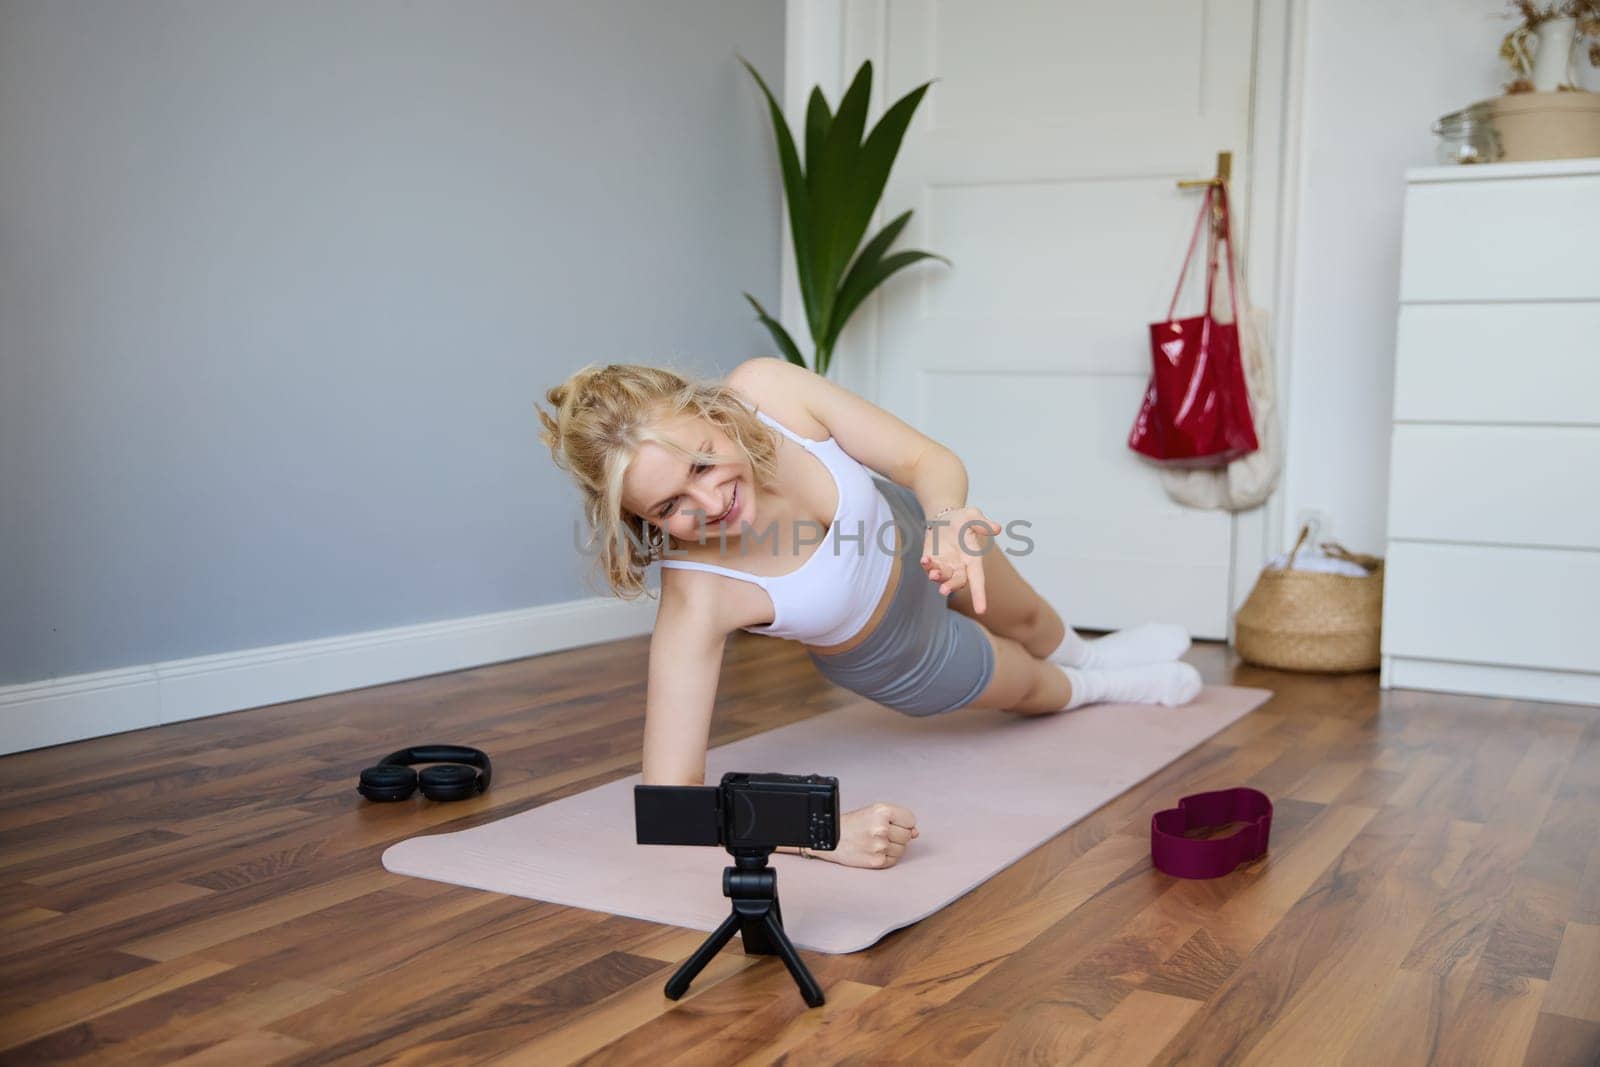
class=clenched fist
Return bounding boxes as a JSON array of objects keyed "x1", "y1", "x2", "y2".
[{"x1": 814, "y1": 802, "x2": 919, "y2": 869}]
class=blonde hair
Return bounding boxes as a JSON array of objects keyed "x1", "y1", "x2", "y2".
[{"x1": 535, "y1": 363, "x2": 780, "y2": 599}]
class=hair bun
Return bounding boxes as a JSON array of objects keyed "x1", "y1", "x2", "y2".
[
  {"x1": 536, "y1": 364, "x2": 614, "y2": 464},
  {"x1": 535, "y1": 383, "x2": 570, "y2": 460}
]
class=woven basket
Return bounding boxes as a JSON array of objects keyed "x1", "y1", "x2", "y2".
[{"x1": 1235, "y1": 526, "x2": 1384, "y2": 673}]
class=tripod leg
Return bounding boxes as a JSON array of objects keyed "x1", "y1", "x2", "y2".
[
  {"x1": 762, "y1": 912, "x2": 826, "y2": 1008},
  {"x1": 664, "y1": 912, "x2": 741, "y2": 1001},
  {"x1": 734, "y1": 898, "x2": 778, "y2": 956}
]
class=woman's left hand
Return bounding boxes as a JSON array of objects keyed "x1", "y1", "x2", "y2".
[{"x1": 921, "y1": 507, "x2": 1003, "y2": 614}]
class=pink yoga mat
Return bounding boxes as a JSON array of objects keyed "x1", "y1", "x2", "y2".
[{"x1": 382, "y1": 685, "x2": 1271, "y2": 954}]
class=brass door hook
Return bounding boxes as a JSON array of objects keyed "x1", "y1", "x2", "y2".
[
  {"x1": 1177, "y1": 151, "x2": 1233, "y2": 231},
  {"x1": 1177, "y1": 151, "x2": 1233, "y2": 191}
]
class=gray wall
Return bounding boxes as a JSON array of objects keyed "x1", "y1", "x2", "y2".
[{"x1": 0, "y1": 0, "x2": 785, "y2": 685}]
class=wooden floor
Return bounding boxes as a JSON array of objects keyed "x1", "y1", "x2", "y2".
[{"x1": 1, "y1": 635, "x2": 1597, "y2": 1065}]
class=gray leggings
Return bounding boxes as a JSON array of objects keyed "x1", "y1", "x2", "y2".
[{"x1": 807, "y1": 478, "x2": 997, "y2": 717}]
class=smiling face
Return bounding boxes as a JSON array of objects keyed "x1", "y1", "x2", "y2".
[{"x1": 621, "y1": 411, "x2": 757, "y2": 544}]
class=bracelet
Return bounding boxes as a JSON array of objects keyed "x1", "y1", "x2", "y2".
[{"x1": 926, "y1": 505, "x2": 962, "y2": 527}]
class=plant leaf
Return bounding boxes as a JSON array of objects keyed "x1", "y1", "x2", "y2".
[
  {"x1": 740, "y1": 57, "x2": 819, "y2": 344},
  {"x1": 821, "y1": 209, "x2": 927, "y2": 348},
  {"x1": 807, "y1": 61, "x2": 876, "y2": 336},
  {"x1": 847, "y1": 209, "x2": 915, "y2": 280},
  {"x1": 823, "y1": 249, "x2": 949, "y2": 354},
  {"x1": 743, "y1": 293, "x2": 809, "y2": 369},
  {"x1": 834, "y1": 78, "x2": 933, "y2": 290},
  {"x1": 804, "y1": 87, "x2": 832, "y2": 178},
  {"x1": 816, "y1": 208, "x2": 912, "y2": 352}
]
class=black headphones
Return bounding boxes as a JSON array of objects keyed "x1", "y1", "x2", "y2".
[{"x1": 357, "y1": 744, "x2": 492, "y2": 802}]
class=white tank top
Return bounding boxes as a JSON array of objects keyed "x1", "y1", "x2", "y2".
[{"x1": 657, "y1": 409, "x2": 898, "y2": 645}]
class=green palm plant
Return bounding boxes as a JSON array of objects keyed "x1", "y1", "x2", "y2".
[{"x1": 740, "y1": 58, "x2": 948, "y2": 378}]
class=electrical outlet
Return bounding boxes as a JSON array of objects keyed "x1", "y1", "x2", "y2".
[{"x1": 1295, "y1": 509, "x2": 1329, "y2": 542}]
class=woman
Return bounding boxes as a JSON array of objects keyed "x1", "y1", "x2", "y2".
[{"x1": 537, "y1": 357, "x2": 1201, "y2": 870}]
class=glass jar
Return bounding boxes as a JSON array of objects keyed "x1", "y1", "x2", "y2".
[{"x1": 1432, "y1": 104, "x2": 1503, "y2": 165}]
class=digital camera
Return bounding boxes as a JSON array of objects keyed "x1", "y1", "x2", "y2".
[{"x1": 634, "y1": 771, "x2": 839, "y2": 852}]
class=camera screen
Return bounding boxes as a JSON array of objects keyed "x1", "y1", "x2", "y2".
[{"x1": 728, "y1": 788, "x2": 809, "y2": 846}]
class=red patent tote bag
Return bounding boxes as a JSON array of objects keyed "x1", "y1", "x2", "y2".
[{"x1": 1128, "y1": 183, "x2": 1259, "y2": 468}]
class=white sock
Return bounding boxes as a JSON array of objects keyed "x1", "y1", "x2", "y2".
[
  {"x1": 1049, "y1": 623, "x2": 1191, "y2": 670},
  {"x1": 1057, "y1": 662, "x2": 1203, "y2": 710}
]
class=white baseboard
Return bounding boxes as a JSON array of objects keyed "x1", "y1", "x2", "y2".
[
  {"x1": 0, "y1": 596, "x2": 658, "y2": 756},
  {"x1": 1383, "y1": 656, "x2": 1600, "y2": 707}
]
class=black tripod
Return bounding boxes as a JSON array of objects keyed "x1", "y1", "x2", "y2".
[{"x1": 664, "y1": 848, "x2": 824, "y2": 1007}]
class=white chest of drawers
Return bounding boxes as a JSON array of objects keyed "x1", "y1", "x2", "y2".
[{"x1": 1381, "y1": 157, "x2": 1600, "y2": 706}]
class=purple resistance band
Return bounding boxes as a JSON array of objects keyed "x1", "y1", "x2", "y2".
[{"x1": 1150, "y1": 787, "x2": 1273, "y2": 879}]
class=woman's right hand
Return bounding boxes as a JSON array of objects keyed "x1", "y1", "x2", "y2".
[{"x1": 813, "y1": 802, "x2": 919, "y2": 869}]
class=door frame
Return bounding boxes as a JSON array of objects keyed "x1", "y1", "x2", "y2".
[{"x1": 778, "y1": 0, "x2": 1308, "y2": 639}]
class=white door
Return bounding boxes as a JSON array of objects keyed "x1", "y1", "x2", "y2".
[{"x1": 857, "y1": 1, "x2": 1260, "y2": 639}]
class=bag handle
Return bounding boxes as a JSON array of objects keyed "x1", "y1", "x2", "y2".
[
  {"x1": 1286, "y1": 523, "x2": 1313, "y2": 569},
  {"x1": 1168, "y1": 184, "x2": 1241, "y2": 325},
  {"x1": 1321, "y1": 542, "x2": 1382, "y2": 573},
  {"x1": 1213, "y1": 184, "x2": 1241, "y2": 326},
  {"x1": 1167, "y1": 185, "x2": 1213, "y2": 321}
]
